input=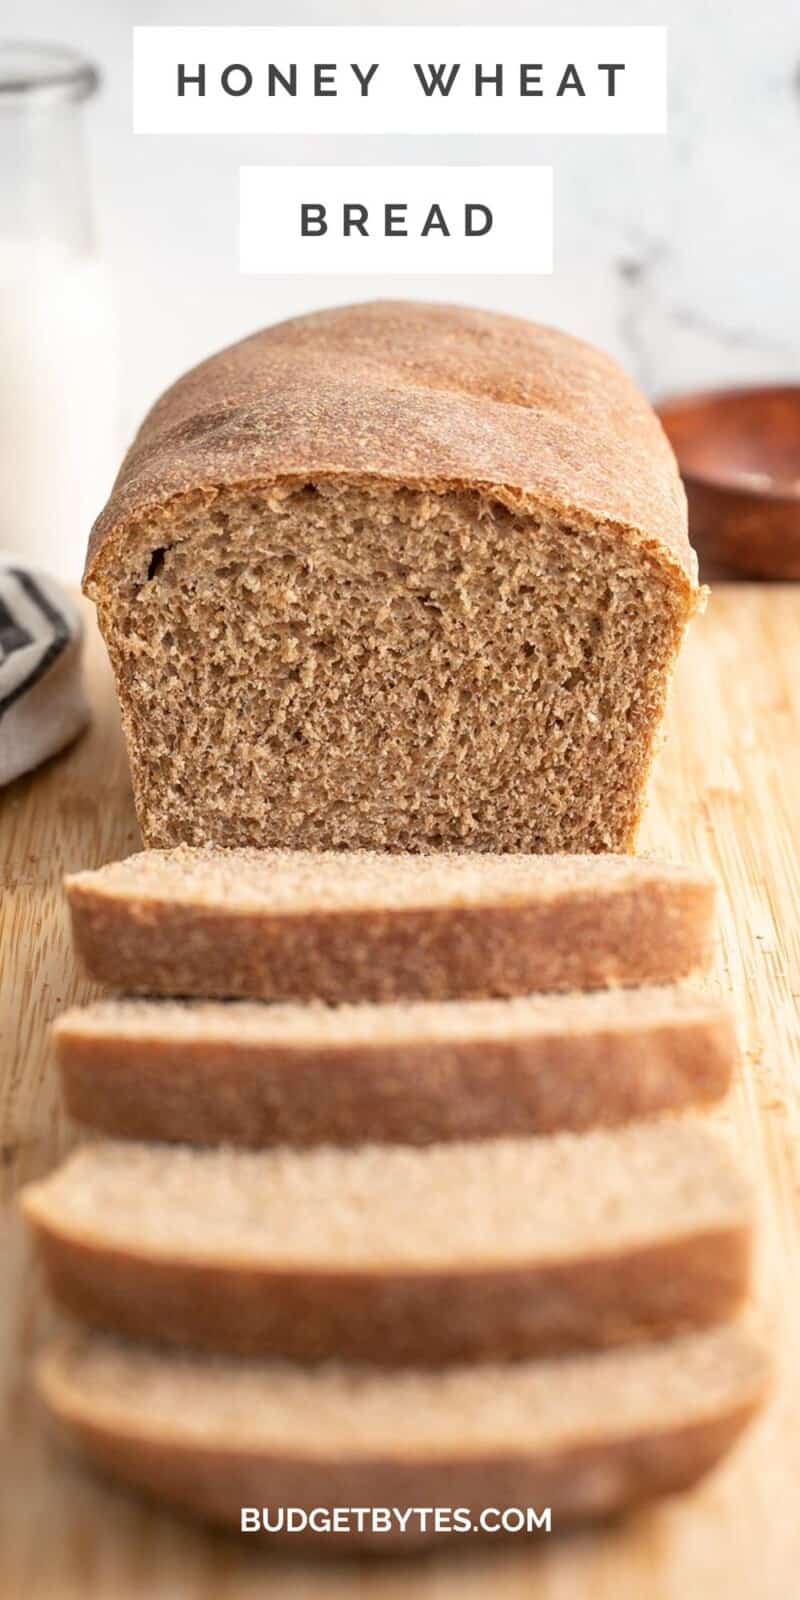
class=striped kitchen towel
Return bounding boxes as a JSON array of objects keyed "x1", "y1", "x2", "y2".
[{"x1": 0, "y1": 557, "x2": 89, "y2": 786}]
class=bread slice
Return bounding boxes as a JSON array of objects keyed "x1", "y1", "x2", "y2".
[
  {"x1": 37, "y1": 1324, "x2": 768, "y2": 1544},
  {"x1": 83, "y1": 302, "x2": 701, "y2": 856},
  {"x1": 64, "y1": 847, "x2": 716, "y2": 1002},
  {"x1": 53, "y1": 986, "x2": 736, "y2": 1147},
  {"x1": 22, "y1": 1123, "x2": 751, "y2": 1364}
]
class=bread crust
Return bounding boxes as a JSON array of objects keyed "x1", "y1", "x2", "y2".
[
  {"x1": 26, "y1": 1223, "x2": 751, "y2": 1364},
  {"x1": 55, "y1": 1003, "x2": 735, "y2": 1146},
  {"x1": 39, "y1": 1375, "x2": 763, "y2": 1545},
  {"x1": 65, "y1": 875, "x2": 715, "y2": 1003},
  {"x1": 83, "y1": 302, "x2": 695, "y2": 595}
]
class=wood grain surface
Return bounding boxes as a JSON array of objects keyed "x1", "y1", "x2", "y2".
[{"x1": 1, "y1": 588, "x2": 798, "y2": 1598}]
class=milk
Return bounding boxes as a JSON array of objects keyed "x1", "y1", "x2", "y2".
[{"x1": 0, "y1": 240, "x2": 118, "y2": 584}]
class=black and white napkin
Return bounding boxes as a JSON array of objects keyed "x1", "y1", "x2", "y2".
[{"x1": 0, "y1": 555, "x2": 89, "y2": 786}]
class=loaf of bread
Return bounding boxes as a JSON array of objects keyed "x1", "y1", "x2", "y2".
[
  {"x1": 64, "y1": 847, "x2": 716, "y2": 1002},
  {"x1": 37, "y1": 1324, "x2": 768, "y2": 1543},
  {"x1": 54, "y1": 986, "x2": 735, "y2": 1147},
  {"x1": 84, "y1": 302, "x2": 700, "y2": 855},
  {"x1": 22, "y1": 1123, "x2": 751, "y2": 1363}
]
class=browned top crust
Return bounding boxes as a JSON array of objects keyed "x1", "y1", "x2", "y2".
[{"x1": 84, "y1": 301, "x2": 694, "y2": 594}]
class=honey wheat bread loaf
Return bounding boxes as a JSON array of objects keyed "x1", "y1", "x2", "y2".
[
  {"x1": 85, "y1": 301, "x2": 701, "y2": 855},
  {"x1": 22, "y1": 1123, "x2": 751, "y2": 1364},
  {"x1": 54, "y1": 985, "x2": 735, "y2": 1147},
  {"x1": 64, "y1": 847, "x2": 716, "y2": 1002},
  {"x1": 37, "y1": 1324, "x2": 768, "y2": 1543}
]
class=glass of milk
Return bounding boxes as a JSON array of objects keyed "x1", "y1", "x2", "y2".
[{"x1": 0, "y1": 42, "x2": 118, "y2": 583}]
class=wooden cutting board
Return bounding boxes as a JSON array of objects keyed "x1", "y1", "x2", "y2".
[{"x1": 1, "y1": 587, "x2": 798, "y2": 1598}]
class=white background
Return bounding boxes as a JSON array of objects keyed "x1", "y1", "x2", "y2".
[{"x1": 4, "y1": 0, "x2": 799, "y2": 442}]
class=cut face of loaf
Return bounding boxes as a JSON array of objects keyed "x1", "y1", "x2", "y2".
[
  {"x1": 38, "y1": 1324, "x2": 769, "y2": 1542},
  {"x1": 22, "y1": 1122, "x2": 752, "y2": 1364},
  {"x1": 84, "y1": 302, "x2": 700, "y2": 854},
  {"x1": 93, "y1": 486, "x2": 690, "y2": 853},
  {"x1": 54, "y1": 986, "x2": 736, "y2": 1147}
]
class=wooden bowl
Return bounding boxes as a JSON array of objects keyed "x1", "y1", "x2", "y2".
[{"x1": 656, "y1": 385, "x2": 800, "y2": 579}]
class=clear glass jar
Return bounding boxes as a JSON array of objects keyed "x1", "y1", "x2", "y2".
[{"x1": 0, "y1": 42, "x2": 118, "y2": 582}]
